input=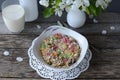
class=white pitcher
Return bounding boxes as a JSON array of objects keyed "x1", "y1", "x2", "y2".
[{"x1": 19, "y1": 0, "x2": 38, "y2": 22}]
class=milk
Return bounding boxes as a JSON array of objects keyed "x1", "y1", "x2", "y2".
[{"x1": 2, "y1": 5, "x2": 25, "y2": 33}]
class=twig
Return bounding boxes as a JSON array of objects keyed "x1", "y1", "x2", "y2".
[{"x1": 57, "y1": 21, "x2": 63, "y2": 26}]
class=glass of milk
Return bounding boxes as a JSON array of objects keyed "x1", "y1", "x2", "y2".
[{"x1": 1, "y1": 0, "x2": 25, "y2": 33}]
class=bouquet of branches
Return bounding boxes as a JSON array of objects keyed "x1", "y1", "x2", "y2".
[{"x1": 39, "y1": 0, "x2": 112, "y2": 18}]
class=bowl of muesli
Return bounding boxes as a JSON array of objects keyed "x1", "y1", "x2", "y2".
[{"x1": 31, "y1": 25, "x2": 88, "y2": 71}]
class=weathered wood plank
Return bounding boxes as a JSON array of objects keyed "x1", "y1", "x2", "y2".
[
  {"x1": 0, "y1": 12, "x2": 120, "y2": 26},
  {"x1": 0, "y1": 12, "x2": 120, "y2": 35},
  {"x1": 0, "y1": 79, "x2": 47, "y2": 80},
  {"x1": 36, "y1": 12, "x2": 120, "y2": 23},
  {"x1": 80, "y1": 48, "x2": 120, "y2": 79},
  {"x1": 1, "y1": 12, "x2": 120, "y2": 23},
  {"x1": 0, "y1": 22, "x2": 120, "y2": 35},
  {"x1": 93, "y1": 12, "x2": 120, "y2": 23},
  {"x1": 0, "y1": 78, "x2": 119, "y2": 80},
  {"x1": 86, "y1": 35, "x2": 120, "y2": 49},
  {"x1": 0, "y1": 49, "x2": 39, "y2": 78},
  {"x1": 0, "y1": 12, "x2": 119, "y2": 22},
  {"x1": 0, "y1": 48, "x2": 120, "y2": 79},
  {"x1": 0, "y1": 35, "x2": 120, "y2": 49},
  {"x1": 23, "y1": 23, "x2": 120, "y2": 36},
  {"x1": 0, "y1": 12, "x2": 120, "y2": 79},
  {"x1": 0, "y1": 35, "x2": 37, "y2": 49}
]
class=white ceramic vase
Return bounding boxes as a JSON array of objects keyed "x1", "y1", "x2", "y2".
[
  {"x1": 67, "y1": 8, "x2": 86, "y2": 28},
  {"x1": 19, "y1": 0, "x2": 38, "y2": 22}
]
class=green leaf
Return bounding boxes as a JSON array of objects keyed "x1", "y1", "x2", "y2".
[
  {"x1": 64, "y1": 53, "x2": 72, "y2": 59},
  {"x1": 56, "y1": 0, "x2": 62, "y2": 6},
  {"x1": 59, "y1": 54, "x2": 63, "y2": 59},
  {"x1": 86, "y1": 3, "x2": 101, "y2": 16},
  {"x1": 79, "y1": 6, "x2": 82, "y2": 10},
  {"x1": 49, "y1": 0, "x2": 54, "y2": 5},
  {"x1": 86, "y1": 7, "x2": 91, "y2": 14},
  {"x1": 43, "y1": 8, "x2": 55, "y2": 18},
  {"x1": 57, "y1": 51, "x2": 61, "y2": 56},
  {"x1": 90, "y1": 5, "x2": 97, "y2": 16},
  {"x1": 85, "y1": 0, "x2": 103, "y2": 16},
  {"x1": 41, "y1": 42, "x2": 46, "y2": 49},
  {"x1": 96, "y1": 6, "x2": 102, "y2": 16},
  {"x1": 53, "y1": 36, "x2": 58, "y2": 40}
]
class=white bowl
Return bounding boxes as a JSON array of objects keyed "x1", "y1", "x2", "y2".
[{"x1": 31, "y1": 25, "x2": 88, "y2": 71}]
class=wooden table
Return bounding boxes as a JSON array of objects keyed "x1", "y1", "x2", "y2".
[{"x1": 0, "y1": 12, "x2": 120, "y2": 80}]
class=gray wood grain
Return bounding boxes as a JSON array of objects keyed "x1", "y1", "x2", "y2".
[
  {"x1": 0, "y1": 12, "x2": 120, "y2": 23},
  {"x1": 37, "y1": 12, "x2": 120, "y2": 23},
  {"x1": 0, "y1": 78, "x2": 45, "y2": 80},
  {"x1": 0, "y1": 12, "x2": 120, "y2": 79},
  {"x1": 0, "y1": 79, "x2": 118, "y2": 80},
  {"x1": 0, "y1": 35, "x2": 120, "y2": 49},
  {"x1": 86, "y1": 35, "x2": 120, "y2": 49},
  {"x1": 0, "y1": 22, "x2": 120, "y2": 36},
  {"x1": 0, "y1": 35, "x2": 36, "y2": 49},
  {"x1": 0, "y1": 13, "x2": 120, "y2": 35},
  {"x1": 22, "y1": 22, "x2": 120, "y2": 36},
  {"x1": 0, "y1": 48, "x2": 120, "y2": 79}
]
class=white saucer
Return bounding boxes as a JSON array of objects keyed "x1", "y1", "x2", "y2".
[{"x1": 28, "y1": 47, "x2": 92, "y2": 80}]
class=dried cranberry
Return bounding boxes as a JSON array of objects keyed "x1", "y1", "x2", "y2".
[
  {"x1": 63, "y1": 58, "x2": 68, "y2": 62},
  {"x1": 53, "y1": 46, "x2": 58, "y2": 50}
]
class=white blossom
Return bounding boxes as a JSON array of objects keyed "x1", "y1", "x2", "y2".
[
  {"x1": 39, "y1": 0, "x2": 112, "y2": 17},
  {"x1": 71, "y1": 0, "x2": 90, "y2": 11},
  {"x1": 65, "y1": 6, "x2": 71, "y2": 12},
  {"x1": 55, "y1": 8, "x2": 63, "y2": 17},
  {"x1": 96, "y1": 0, "x2": 106, "y2": 9},
  {"x1": 59, "y1": 2, "x2": 66, "y2": 10},
  {"x1": 36, "y1": 25, "x2": 41, "y2": 29},
  {"x1": 16, "y1": 57, "x2": 23, "y2": 62},
  {"x1": 66, "y1": 0, "x2": 74, "y2": 5},
  {"x1": 105, "y1": 0, "x2": 112, "y2": 3},
  {"x1": 102, "y1": 30, "x2": 107, "y2": 35},
  {"x1": 110, "y1": 26, "x2": 115, "y2": 30},
  {"x1": 93, "y1": 18, "x2": 98, "y2": 23},
  {"x1": 72, "y1": 0, "x2": 83, "y2": 9},
  {"x1": 96, "y1": 0, "x2": 112, "y2": 9},
  {"x1": 3, "y1": 51, "x2": 10, "y2": 56},
  {"x1": 83, "y1": 0, "x2": 90, "y2": 7},
  {"x1": 39, "y1": 0, "x2": 49, "y2": 7}
]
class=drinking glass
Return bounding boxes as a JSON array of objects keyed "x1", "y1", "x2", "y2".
[{"x1": 1, "y1": 0, "x2": 25, "y2": 33}]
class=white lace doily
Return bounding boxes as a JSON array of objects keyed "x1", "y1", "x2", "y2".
[{"x1": 28, "y1": 47, "x2": 92, "y2": 80}]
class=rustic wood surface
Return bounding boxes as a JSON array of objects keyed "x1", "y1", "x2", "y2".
[{"x1": 0, "y1": 12, "x2": 120, "y2": 80}]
